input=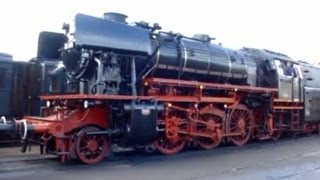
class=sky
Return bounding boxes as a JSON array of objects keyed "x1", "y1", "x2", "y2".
[{"x1": 0, "y1": 0, "x2": 319, "y2": 63}]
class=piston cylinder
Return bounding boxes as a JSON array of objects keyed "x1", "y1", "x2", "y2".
[{"x1": 19, "y1": 119, "x2": 49, "y2": 139}]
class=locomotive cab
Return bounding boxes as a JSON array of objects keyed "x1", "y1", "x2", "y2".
[{"x1": 273, "y1": 59, "x2": 303, "y2": 102}]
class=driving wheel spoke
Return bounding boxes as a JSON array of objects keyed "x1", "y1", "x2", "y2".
[
  {"x1": 226, "y1": 104, "x2": 253, "y2": 146},
  {"x1": 75, "y1": 126, "x2": 110, "y2": 164}
]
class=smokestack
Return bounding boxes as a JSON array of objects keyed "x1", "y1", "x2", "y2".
[{"x1": 103, "y1": 12, "x2": 128, "y2": 24}]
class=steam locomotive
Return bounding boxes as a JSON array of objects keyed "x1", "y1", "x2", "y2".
[{"x1": 7, "y1": 12, "x2": 320, "y2": 164}]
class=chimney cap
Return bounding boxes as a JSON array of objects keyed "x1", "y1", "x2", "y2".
[{"x1": 103, "y1": 12, "x2": 128, "y2": 24}]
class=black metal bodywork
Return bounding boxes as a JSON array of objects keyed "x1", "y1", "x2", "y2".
[
  {"x1": 118, "y1": 103, "x2": 162, "y2": 146},
  {"x1": 9, "y1": 60, "x2": 67, "y2": 118},
  {"x1": 74, "y1": 14, "x2": 152, "y2": 55},
  {"x1": 0, "y1": 53, "x2": 13, "y2": 117},
  {"x1": 0, "y1": 50, "x2": 67, "y2": 135},
  {"x1": 65, "y1": 14, "x2": 256, "y2": 86}
]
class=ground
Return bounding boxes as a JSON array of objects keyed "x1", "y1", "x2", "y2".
[{"x1": 1, "y1": 135, "x2": 320, "y2": 180}]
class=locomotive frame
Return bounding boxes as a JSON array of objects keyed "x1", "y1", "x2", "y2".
[{"x1": 20, "y1": 75, "x2": 312, "y2": 164}]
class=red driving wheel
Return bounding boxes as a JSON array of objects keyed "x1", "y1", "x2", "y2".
[
  {"x1": 194, "y1": 107, "x2": 224, "y2": 150},
  {"x1": 75, "y1": 126, "x2": 110, "y2": 164},
  {"x1": 226, "y1": 104, "x2": 253, "y2": 146},
  {"x1": 154, "y1": 116, "x2": 187, "y2": 155}
]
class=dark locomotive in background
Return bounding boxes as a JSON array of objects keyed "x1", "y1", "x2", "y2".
[
  {"x1": 0, "y1": 46, "x2": 67, "y2": 138},
  {"x1": 1, "y1": 12, "x2": 320, "y2": 164}
]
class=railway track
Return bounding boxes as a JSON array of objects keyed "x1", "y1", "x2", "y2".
[
  {"x1": 0, "y1": 134, "x2": 317, "y2": 163},
  {"x1": 1, "y1": 135, "x2": 320, "y2": 180}
]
